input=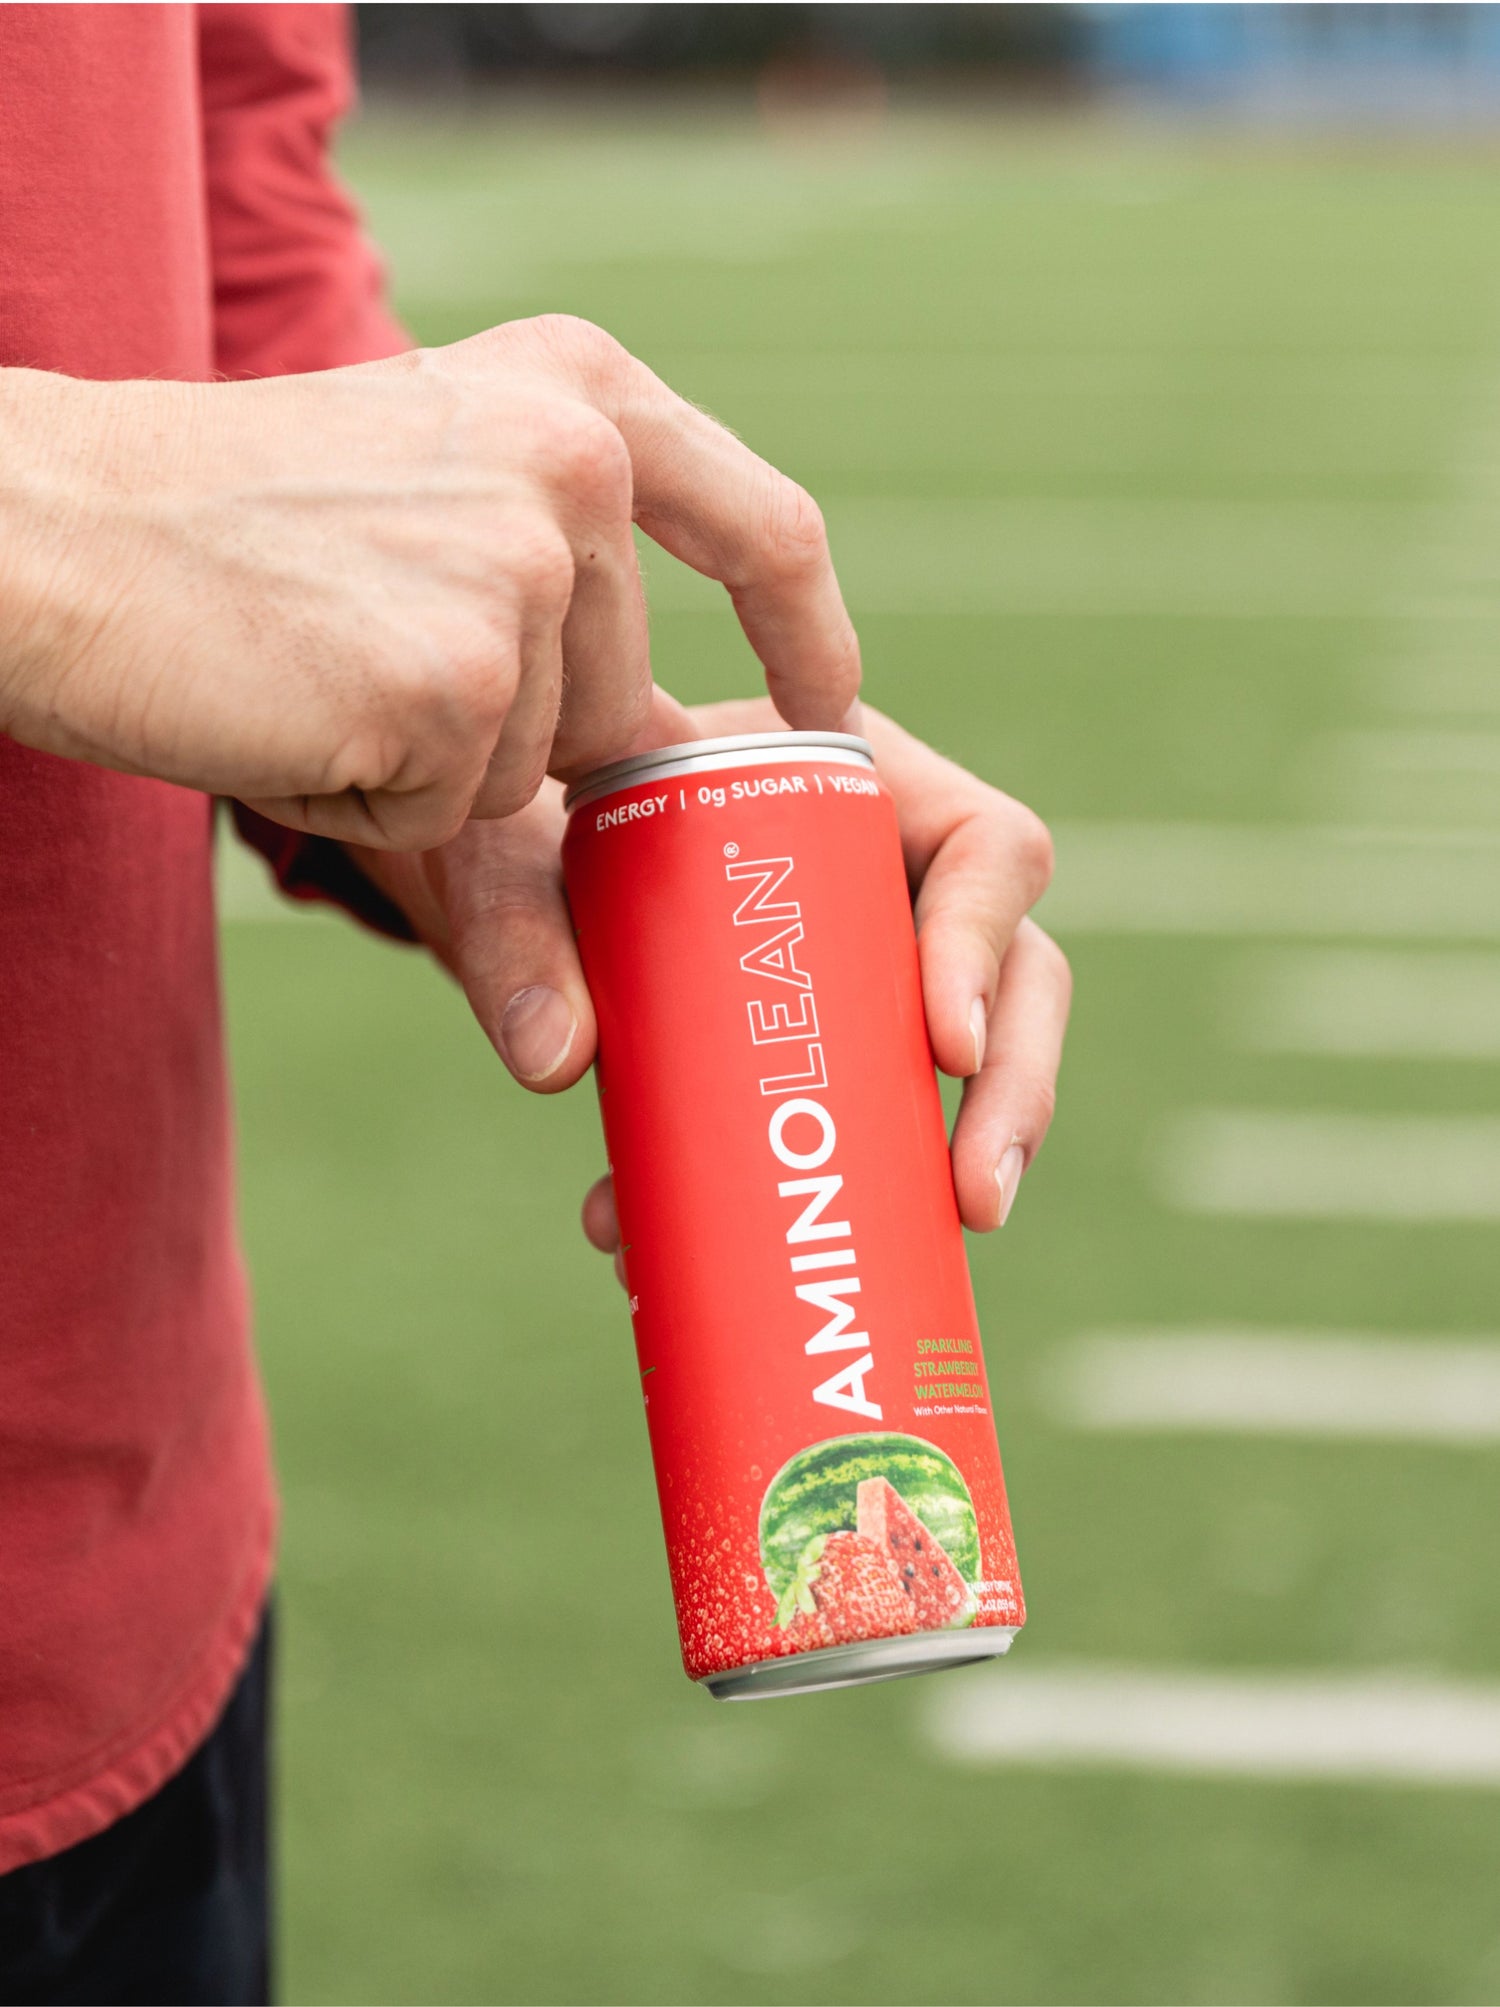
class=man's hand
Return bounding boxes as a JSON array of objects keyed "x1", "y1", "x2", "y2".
[
  {"x1": 355, "y1": 698, "x2": 1070, "y2": 1262},
  {"x1": 0, "y1": 319, "x2": 859, "y2": 849}
]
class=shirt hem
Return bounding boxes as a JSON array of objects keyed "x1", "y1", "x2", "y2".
[{"x1": 0, "y1": 1500, "x2": 277, "y2": 1876}]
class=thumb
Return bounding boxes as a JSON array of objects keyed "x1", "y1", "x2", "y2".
[{"x1": 427, "y1": 784, "x2": 597, "y2": 1093}]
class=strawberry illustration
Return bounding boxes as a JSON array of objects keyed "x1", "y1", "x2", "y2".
[{"x1": 774, "y1": 1530, "x2": 920, "y2": 1650}]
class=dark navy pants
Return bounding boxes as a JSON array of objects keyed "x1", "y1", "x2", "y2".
[{"x1": 0, "y1": 1609, "x2": 272, "y2": 2007}]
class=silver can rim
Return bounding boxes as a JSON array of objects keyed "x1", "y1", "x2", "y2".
[
  {"x1": 563, "y1": 730, "x2": 875, "y2": 812},
  {"x1": 700, "y1": 1623, "x2": 1018, "y2": 1701}
]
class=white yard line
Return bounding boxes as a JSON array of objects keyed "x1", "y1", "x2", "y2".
[
  {"x1": 923, "y1": 1664, "x2": 1500, "y2": 1787},
  {"x1": 1228, "y1": 946, "x2": 1500, "y2": 1058},
  {"x1": 221, "y1": 820, "x2": 1500, "y2": 935},
  {"x1": 1040, "y1": 822, "x2": 1500, "y2": 939},
  {"x1": 1045, "y1": 1328, "x2": 1500, "y2": 1442},
  {"x1": 219, "y1": 820, "x2": 1500, "y2": 938},
  {"x1": 1320, "y1": 727, "x2": 1500, "y2": 775},
  {"x1": 1364, "y1": 369, "x2": 1500, "y2": 750},
  {"x1": 1306, "y1": 727, "x2": 1500, "y2": 824},
  {"x1": 1154, "y1": 1109, "x2": 1500, "y2": 1221},
  {"x1": 1381, "y1": 659, "x2": 1500, "y2": 717}
]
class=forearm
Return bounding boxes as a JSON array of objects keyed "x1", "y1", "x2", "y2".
[
  {"x1": 0, "y1": 369, "x2": 203, "y2": 764},
  {"x1": 0, "y1": 370, "x2": 96, "y2": 741}
]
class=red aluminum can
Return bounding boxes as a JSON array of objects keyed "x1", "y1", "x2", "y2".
[{"x1": 562, "y1": 732, "x2": 1024, "y2": 1698}]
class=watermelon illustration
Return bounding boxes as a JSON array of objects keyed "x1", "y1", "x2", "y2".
[
  {"x1": 774, "y1": 1531, "x2": 920, "y2": 1650},
  {"x1": 758, "y1": 1432, "x2": 979, "y2": 1604},
  {"x1": 857, "y1": 1476, "x2": 971, "y2": 1628}
]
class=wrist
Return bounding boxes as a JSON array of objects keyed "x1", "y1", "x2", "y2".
[
  {"x1": 0, "y1": 371, "x2": 117, "y2": 743},
  {"x1": 0, "y1": 373, "x2": 67, "y2": 723},
  {"x1": 0, "y1": 369, "x2": 192, "y2": 755}
]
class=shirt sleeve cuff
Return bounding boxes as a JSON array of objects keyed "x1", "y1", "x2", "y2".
[{"x1": 227, "y1": 802, "x2": 418, "y2": 944}]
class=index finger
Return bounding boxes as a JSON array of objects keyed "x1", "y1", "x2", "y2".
[{"x1": 510, "y1": 318, "x2": 862, "y2": 734}]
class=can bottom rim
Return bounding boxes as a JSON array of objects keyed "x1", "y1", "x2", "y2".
[{"x1": 700, "y1": 1625, "x2": 1018, "y2": 1702}]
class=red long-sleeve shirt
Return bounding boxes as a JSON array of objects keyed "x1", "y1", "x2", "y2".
[{"x1": 0, "y1": 2, "x2": 410, "y2": 1872}]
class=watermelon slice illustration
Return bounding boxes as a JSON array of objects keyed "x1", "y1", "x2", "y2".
[
  {"x1": 758, "y1": 1432, "x2": 979, "y2": 1604},
  {"x1": 759, "y1": 1432, "x2": 981, "y2": 1651},
  {"x1": 774, "y1": 1531, "x2": 920, "y2": 1650},
  {"x1": 857, "y1": 1476, "x2": 972, "y2": 1629}
]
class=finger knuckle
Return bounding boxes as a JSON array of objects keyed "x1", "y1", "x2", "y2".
[
  {"x1": 1010, "y1": 804, "x2": 1055, "y2": 897},
  {"x1": 549, "y1": 403, "x2": 632, "y2": 515},
  {"x1": 384, "y1": 627, "x2": 513, "y2": 767},
  {"x1": 828, "y1": 625, "x2": 862, "y2": 705},
  {"x1": 423, "y1": 798, "x2": 473, "y2": 850},
  {"x1": 452, "y1": 887, "x2": 555, "y2": 956},
  {"x1": 1027, "y1": 1075, "x2": 1059, "y2": 1136},
  {"x1": 1040, "y1": 931, "x2": 1072, "y2": 1001},
  {"x1": 525, "y1": 313, "x2": 628, "y2": 384},
  {"x1": 442, "y1": 630, "x2": 515, "y2": 740},
  {"x1": 762, "y1": 479, "x2": 831, "y2": 583},
  {"x1": 510, "y1": 515, "x2": 576, "y2": 607},
  {"x1": 483, "y1": 759, "x2": 550, "y2": 821},
  {"x1": 318, "y1": 726, "x2": 394, "y2": 802}
]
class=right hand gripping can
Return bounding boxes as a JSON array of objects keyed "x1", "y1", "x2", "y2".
[{"x1": 562, "y1": 730, "x2": 1025, "y2": 1698}]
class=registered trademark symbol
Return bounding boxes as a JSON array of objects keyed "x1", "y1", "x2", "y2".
[{"x1": 723, "y1": 842, "x2": 739, "y2": 858}]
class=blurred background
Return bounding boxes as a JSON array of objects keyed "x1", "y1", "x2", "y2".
[{"x1": 218, "y1": 6, "x2": 1500, "y2": 2002}]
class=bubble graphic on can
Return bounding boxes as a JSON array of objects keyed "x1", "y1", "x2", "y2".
[{"x1": 563, "y1": 731, "x2": 1024, "y2": 1698}]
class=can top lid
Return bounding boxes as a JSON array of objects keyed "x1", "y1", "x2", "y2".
[{"x1": 563, "y1": 730, "x2": 875, "y2": 811}]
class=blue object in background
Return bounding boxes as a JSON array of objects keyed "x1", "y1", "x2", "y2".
[{"x1": 1081, "y1": 3, "x2": 1500, "y2": 115}]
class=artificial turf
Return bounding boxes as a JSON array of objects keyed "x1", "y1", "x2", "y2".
[{"x1": 221, "y1": 101, "x2": 1500, "y2": 2005}]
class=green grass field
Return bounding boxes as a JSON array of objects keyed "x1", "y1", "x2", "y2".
[{"x1": 220, "y1": 104, "x2": 1500, "y2": 2004}]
